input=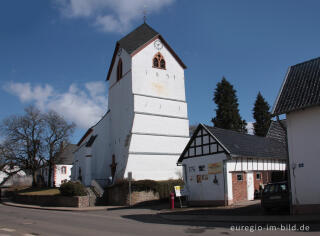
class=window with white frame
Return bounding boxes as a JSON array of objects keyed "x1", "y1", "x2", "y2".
[
  {"x1": 237, "y1": 173, "x2": 243, "y2": 181},
  {"x1": 61, "y1": 166, "x2": 67, "y2": 174}
]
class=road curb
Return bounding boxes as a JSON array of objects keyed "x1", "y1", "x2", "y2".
[
  {"x1": 158, "y1": 213, "x2": 320, "y2": 224},
  {"x1": 1, "y1": 200, "x2": 113, "y2": 212}
]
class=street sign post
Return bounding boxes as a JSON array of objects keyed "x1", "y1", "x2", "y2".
[{"x1": 128, "y1": 172, "x2": 132, "y2": 207}]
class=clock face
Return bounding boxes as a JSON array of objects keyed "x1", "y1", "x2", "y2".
[{"x1": 154, "y1": 39, "x2": 163, "y2": 50}]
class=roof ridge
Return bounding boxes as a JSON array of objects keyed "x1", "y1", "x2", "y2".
[
  {"x1": 291, "y1": 56, "x2": 320, "y2": 68},
  {"x1": 118, "y1": 23, "x2": 159, "y2": 44},
  {"x1": 204, "y1": 124, "x2": 274, "y2": 140}
]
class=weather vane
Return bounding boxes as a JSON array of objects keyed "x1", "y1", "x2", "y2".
[{"x1": 143, "y1": 5, "x2": 147, "y2": 23}]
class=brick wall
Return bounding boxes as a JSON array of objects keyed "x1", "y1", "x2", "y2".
[
  {"x1": 232, "y1": 172, "x2": 247, "y2": 202},
  {"x1": 253, "y1": 171, "x2": 270, "y2": 191}
]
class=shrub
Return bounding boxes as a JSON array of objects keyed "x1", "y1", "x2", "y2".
[{"x1": 59, "y1": 181, "x2": 87, "y2": 196}]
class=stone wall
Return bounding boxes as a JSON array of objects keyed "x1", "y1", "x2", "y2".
[
  {"x1": 106, "y1": 184, "x2": 160, "y2": 205},
  {"x1": 13, "y1": 195, "x2": 89, "y2": 208}
]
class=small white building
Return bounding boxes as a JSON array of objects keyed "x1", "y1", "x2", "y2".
[
  {"x1": 41, "y1": 144, "x2": 76, "y2": 187},
  {"x1": 272, "y1": 57, "x2": 320, "y2": 214},
  {"x1": 177, "y1": 124, "x2": 287, "y2": 206},
  {"x1": 0, "y1": 166, "x2": 31, "y2": 187},
  {"x1": 72, "y1": 23, "x2": 189, "y2": 187}
]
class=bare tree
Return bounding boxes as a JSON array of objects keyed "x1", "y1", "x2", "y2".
[
  {"x1": 43, "y1": 110, "x2": 75, "y2": 187},
  {"x1": 1, "y1": 106, "x2": 75, "y2": 187},
  {"x1": 0, "y1": 106, "x2": 45, "y2": 186},
  {"x1": 0, "y1": 141, "x2": 21, "y2": 186}
]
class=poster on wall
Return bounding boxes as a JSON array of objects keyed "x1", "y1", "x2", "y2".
[
  {"x1": 202, "y1": 174, "x2": 208, "y2": 180},
  {"x1": 174, "y1": 186, "x2": 182, "y2": 197},
  {"x1": 208, "y1": 162, "x2": 222, "y2": 174},
  {"x1": 197, "y1": 175, "x2": 202, "y2": 183}
]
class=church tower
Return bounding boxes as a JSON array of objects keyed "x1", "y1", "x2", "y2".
[
  {"x1": 73, "y1": 23, "x2": 189, "y2": 185},
  {"x1": 106, "y1": 23, "x2": 189, "y2": 180}
]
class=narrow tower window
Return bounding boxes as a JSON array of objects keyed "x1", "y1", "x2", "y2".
[
  {"x1": 152, "y1": 52, "x2": 166, "y2": 70},
  {"x1": 117, "y1": 59, "x2": 123, "y2": 81}
]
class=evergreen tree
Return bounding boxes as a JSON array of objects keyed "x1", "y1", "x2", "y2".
[
  {"x1": 253, "y1": 92, "x2": 271, "y2": 136},
  {"x1": 212, "y1": 77, "x2": 247, "y2": 133}
]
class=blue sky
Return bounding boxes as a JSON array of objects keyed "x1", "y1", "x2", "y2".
[{"x1": 1, "y1": 0, "x2": 319, "y2": 143}]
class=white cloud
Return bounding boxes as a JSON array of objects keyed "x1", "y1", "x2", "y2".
[
  {"x1": 54, "y1": 0, "x2": 175, "y2": 33},
  {"x1": 246, "y1": 122, "x2": 254, "y2": 135},
  {"x1": 4, "y1": 81, "x2": 108, "y2": 129}
]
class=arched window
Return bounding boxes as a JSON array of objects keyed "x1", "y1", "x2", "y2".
[
  {"x1": 152, "y1": 53, "x2": 166, "y2": 70},
  {"x1": 117, "y1": 59, "x2": 123, "y2": 81}
]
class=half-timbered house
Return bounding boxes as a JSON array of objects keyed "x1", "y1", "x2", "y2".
[{"x1": 177, "y1": 124, "x2": 287, "y2": 206}]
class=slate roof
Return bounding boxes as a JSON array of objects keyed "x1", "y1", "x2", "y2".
[
  {"x1": 118, "y1": 23, "x2": 159, "y2": 54},
  {"x1": 106, "y1": 23, "x2": 186, "y2": 81},
  {"x1": 204, "y1": 125, "x2": 287, "y2": 160},
  {"x1": 273, "y1": 57, "x2": 320, "y2": 115},
  {"x1": 266, "y1": 120, "x2": 287, "y2": 144},
  {"x1": 54, "y1": 144, "x2": 77, "y2": 165}
]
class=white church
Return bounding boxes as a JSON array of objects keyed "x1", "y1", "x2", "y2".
[{"x1": 72, "y1": 23, "x2": 190, "y2": 186}]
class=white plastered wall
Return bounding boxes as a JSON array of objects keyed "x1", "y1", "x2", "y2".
[
  {"x1": 55, "y1": 164, "x2": 72, "y2": 187},
  {"x1": 286, "y1": 106, "x2": 320, "y2": 205},
  {"x1": 182, "y1": 153, "x2": 227, "y2": 202},
  {"x1": 125, "y1": 38, "x2": 189, "y2": 180}
]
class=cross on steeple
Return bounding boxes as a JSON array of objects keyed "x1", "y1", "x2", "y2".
[{"x1": 143, "y1": 6, "x2": 147, "y2": 23}]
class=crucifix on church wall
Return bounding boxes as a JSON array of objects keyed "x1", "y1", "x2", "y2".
[{"x1": 110, "y1": 154, "x2": 117, "y2": 181}]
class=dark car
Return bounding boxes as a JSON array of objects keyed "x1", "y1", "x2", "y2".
[{"x1": 261, "y1": 181, "x2": 289, "y2": 211}]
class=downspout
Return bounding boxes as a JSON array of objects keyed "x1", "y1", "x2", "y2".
[
  {"x1": 223, "y1": 159, "x2": 228, "y2": 206},
  {"x1": 276, "y1": 115, "x2": 293, "y2": 214}
]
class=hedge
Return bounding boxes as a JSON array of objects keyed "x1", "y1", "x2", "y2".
[
  {"x1": 107, "y1": 179, "x2": 184, "y2": 199},
  {"x1": 59, "y1": 181, "x2": 87, "y2": 197}
]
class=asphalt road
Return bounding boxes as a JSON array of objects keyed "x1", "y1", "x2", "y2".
[{"x1": 0, "y1": 204, "x2": 319, "y2": 236}]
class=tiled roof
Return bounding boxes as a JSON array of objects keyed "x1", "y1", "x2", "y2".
[
  {"x1": 55, "y1": 144, "x2": 77, "y2": 165},
  {"x1": 273, "y1": 57, "x2": 320, "y2": 115},
  {"x1": 204, "y1": 125, "x2": 287, "y2": 160},
  {"x1": 266, "y1": 120, "x2": 287, "y2": 144},
  {"x1": 118, "y1": 23, "x2": 159, "y2": 54}
]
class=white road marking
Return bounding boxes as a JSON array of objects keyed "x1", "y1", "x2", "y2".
[{"x1": 0, "y1": 228, "x2": 15, "y2": 232}]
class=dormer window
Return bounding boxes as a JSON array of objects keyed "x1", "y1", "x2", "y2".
[
  {"x1": 153, "y1": 52, "x2": 166, "y2": 70},
  {"x1": 117, "y1": 59, "x2": 123, "y2": 81}
]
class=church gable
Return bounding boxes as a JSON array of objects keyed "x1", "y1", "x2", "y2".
[
  {"x1": 178, "y1": 124, "x2": 227, "y2": 163},
  {"x1": 106, "y1": 23, "x2": 186, "y2": 81}
]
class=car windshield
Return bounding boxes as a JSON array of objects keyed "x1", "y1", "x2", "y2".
[
  {"x1": 264, "y1": 184, "x2": 280, "y2": 193},
  {"x1": 264, "y1": 183, "x2": 288, "y2": 194}
]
